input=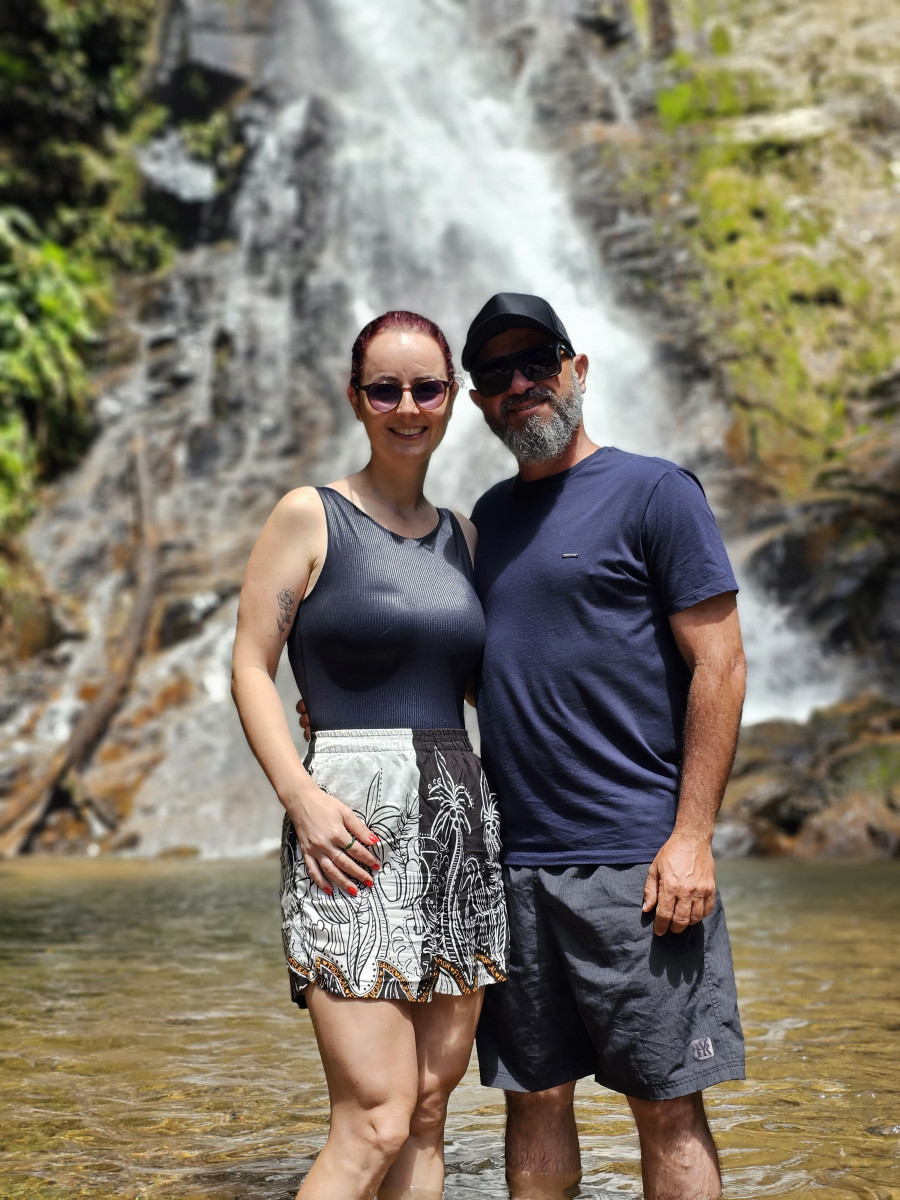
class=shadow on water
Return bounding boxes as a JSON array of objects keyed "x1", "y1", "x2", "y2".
[{"x1": 1, "y1": 857, "x2": 899, "y2": 1199}]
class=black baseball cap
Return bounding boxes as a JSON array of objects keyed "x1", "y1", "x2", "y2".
[{"x1": 461, "y1": 292, "x2": 575, "y2": 371}]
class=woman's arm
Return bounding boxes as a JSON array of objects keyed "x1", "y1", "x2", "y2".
[
  {"x1": 231, "y1": 488, "x2": 379, "y2": 893},
  {"x1": 453, "y1": 511, "x2": 479, "y2": 708}
]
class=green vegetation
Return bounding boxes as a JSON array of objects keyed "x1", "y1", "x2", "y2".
[
  {"x1": 657, "y1": 61, "x2": 775, "y2": 130},
  {"x1": 0, "y1": 0, "x2": 171, "y2": 535},
  {"x1": 0, "y1": 208, "x2": 104, "y2": 484},
  {"x1": 606, "y1": 0, "x2": 900, "y2": 498}
]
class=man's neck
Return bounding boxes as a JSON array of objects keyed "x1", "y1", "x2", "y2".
[{"x1": 516, "y1": 426, "x2": 601, "y2": 482}]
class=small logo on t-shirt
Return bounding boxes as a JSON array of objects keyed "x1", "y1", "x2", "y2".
[
  {"x1": 691, "y1": 1037, "x2": 715, "y2": 1061},
  {"x1": 562, "y1": 553, "x2": 579, "y2": 558}
]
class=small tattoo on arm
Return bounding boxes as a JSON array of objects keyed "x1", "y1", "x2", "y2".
[{"x1": 276, "y1": 588, "x2": 295, "y2": 636}]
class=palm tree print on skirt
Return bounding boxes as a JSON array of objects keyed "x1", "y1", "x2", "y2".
[{"x1": 281, "y1": 728, "x2": 509, "y2": 1004}]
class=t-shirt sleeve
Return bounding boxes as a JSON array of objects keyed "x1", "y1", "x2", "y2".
[{"x1": 642, "y1": 468, "x2": 738, "y2": 615}]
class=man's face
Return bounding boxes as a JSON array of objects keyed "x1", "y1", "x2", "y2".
[{"x1": 469, "y1": 328, "x2": 588, "y2": 465}]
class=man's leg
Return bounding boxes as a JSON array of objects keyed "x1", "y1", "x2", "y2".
[
  {"x1": 627, "y1": 1091, "x2": 721, "y2": 1200},
  {"x1": 505, "y1": 1081, "x2": 582, "y2": 1198}
]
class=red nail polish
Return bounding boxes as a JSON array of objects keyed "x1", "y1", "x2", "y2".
[
  {"x1": 323, "y1": 885, "x2": 332, "y2": 896},
  {"x1": 371, "y1": 863, "x2": 380, "y2": 871},
  {"x1": 347, "y1": 886, "x2": 357, "y2": 897},
  {"x1": 369, "y1": 835, "x2": 379, "y2": 844},
  {"x1": 364, "y1": 878, "x2": 374, "y2": 888}
]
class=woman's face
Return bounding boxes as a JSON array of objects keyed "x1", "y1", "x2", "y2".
[{"x1": 348, "y1": 329, "x2": 458, "y2": 462}]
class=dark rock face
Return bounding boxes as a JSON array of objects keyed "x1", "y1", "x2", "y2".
[
  {"x1": 718, "y1": 695, "x2": 900, "y2": 859},
  {"x1": 747, "y1": 422, "x2": 900, "y2": 687},
  {"x1": 152, "y1": 0, "x2": 280, "y2": 118},
  {"x1": 573, "y1": 1, "x2": 635, "y2": 47},
  {"x1": 137, "y1": 130, "x2": 218, "y2": 242},
  {"x1": 528, "y1": 34, "x2": 620, "y2": 128},
  {"x1": 0, "y1": 90, "x2": 347, "y2": 857}
]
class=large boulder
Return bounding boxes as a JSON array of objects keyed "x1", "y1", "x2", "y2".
[{"x1": 717, "y1": 694, "x2": 900, "y2": 859}]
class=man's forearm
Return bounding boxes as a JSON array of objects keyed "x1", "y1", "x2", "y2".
[{"x1": 673, "y1": 653, "x2": 746, "y2": 843}]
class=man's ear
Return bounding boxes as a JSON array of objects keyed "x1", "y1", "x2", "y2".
[
  {"x1": 573, "y1": 354, "x2": 589, "y2": 392},
  {"x1": 347, "y1": 383, "x2": 363, "y2": 421},
  {"x1": 469, "y1": 388, "x2": 484, "y2": 411}
]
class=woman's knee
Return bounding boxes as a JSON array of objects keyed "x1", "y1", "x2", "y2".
[
  {"x1": 408, "y1": 1078, "x2": 454, "y2": 1140},
  {"x1": 335, "y1": 1099, "x2": 414, "y2": 1161}
]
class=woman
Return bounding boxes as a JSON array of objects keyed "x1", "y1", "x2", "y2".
[{"x1": 231, "y1": 311, "x2": 508, "y2": 1200}]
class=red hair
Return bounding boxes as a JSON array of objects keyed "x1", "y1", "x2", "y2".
[{"x1": 349, "y1": 311, "x2": 456, "y2": 387}]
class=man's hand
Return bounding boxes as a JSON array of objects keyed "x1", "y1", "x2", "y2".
[{"x1": 642, "y1": 833, "x2": 716, "y2": 935}]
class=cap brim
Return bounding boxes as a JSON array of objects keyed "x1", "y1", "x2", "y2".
[{"x1": 462, "y1": 315, "x2": 566, "y2": 370}]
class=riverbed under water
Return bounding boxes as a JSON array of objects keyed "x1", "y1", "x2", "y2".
[{"x1": 1, "y1": 858, "x2": 898, "y2": 1199}]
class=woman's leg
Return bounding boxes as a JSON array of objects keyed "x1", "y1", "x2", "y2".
[
  {"x1": 299, "y1": 985, "x2": 419, "y2": 1200},
  {"x1": 377, "y1": 988, "x2": 484, "y2": 1199}
]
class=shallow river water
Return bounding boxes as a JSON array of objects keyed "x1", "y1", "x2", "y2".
[{"x1": 1, "y1": 858, "x2": 898, "y2": 1199}]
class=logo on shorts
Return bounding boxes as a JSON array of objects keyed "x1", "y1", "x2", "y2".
[{"x1": 691, "y1": 1037, "x2": 715, "y2": 1062}]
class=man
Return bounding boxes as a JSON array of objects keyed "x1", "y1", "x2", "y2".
[{"x1": 462, "y1": 293, "x2": 746, "y2": 1200}]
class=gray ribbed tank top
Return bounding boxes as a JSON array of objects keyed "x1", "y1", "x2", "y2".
[{"x1": 287, "y1": 487, "x2": 485, "y2": 731}]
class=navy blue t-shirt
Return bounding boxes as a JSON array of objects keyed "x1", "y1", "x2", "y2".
[{"x1": 471, "y1": 446, "x2": 738, "y2": 866}]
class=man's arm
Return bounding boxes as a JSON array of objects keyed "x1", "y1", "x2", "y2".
[{"x1": 642, "y1": 590, "x2": 746, "y2": 935}]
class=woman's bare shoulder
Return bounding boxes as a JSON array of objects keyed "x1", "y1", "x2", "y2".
[
  {"x1": 451, "y1": 509, "x2": 478, "y2": 562},
  {"x1": 269, "y1": 485, "x2": 327, "y2": 528}
]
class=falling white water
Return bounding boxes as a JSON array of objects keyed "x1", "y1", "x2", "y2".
[{"x1": 276, "y1": 0, "x2": 844, "y2": 721}]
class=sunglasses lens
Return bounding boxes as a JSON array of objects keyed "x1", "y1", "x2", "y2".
[
  {"x1": 410, "y1": 380, "x2": 447, "y2": 408},
  {"x1": 472, "y1": 344, "x2": 563, "y2": 396},
  {"x1": 519, "y1": 344, "x2": 563, "y2": 381},
  {"x1": 362, "y1": 380, "x2": 448, "y2": 411},
  {"x1": 471, "y1": 364, "x2": 511, "y2": 398},
  {"x1": 365, "y1": 383, "x2": 403, "y2": 410}
]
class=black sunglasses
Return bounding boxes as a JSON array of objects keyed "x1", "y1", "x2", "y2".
[
  {"x1": 470, "y1": 342, "x2": 571, "y2": 397},
  {"x1": 356, "y1": 379, "x2": 450, "y2": 412}
]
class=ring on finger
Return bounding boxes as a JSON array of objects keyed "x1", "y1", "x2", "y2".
[{"x1": 342, "y1": 836, "x2": 357, "y2": 853}]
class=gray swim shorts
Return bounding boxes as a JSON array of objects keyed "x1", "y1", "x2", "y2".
[{"x1": 476, "y1": 863, "x2": 745, "y2": 1101}]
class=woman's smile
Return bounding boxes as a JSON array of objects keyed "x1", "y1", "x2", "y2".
[{"x1": 389, "y1": 424, "x2": 428, "y2": 440}]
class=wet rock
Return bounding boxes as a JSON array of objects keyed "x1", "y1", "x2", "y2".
[
  {"x1": 152, "y1": 0, "x2": 279, "y2": 120},
  {"x1": 138, "y1": 131, "x2": 218, "y2": 242},
  {"x1": 792, "y1": 792, "x2": 900, "y2": 859},
  {"x1": 724, "y1": 106, "x2": 834, "y2": 147},
  {"x1": 747, "y1": 439, "x2": 900, "y2": 677},
  {"x1": 855, "y1": 92, "x2": 900, "y2": 135},
  {"x1": 719, "y1": 695, "x2": 900, "y2": 859},
  {"x1": 573, "y1": 1, "x2": 635, "y2": 47},
  {"x1": 529, "y1": 38, "x2": 619, "y2": 128},
  {"x1": 157, "y1": 588, "x2": 233, "y2": 649}
]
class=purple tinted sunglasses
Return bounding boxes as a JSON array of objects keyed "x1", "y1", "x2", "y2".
[{"x1": 356, "y1": 379, "x2": 450, "y2": 412}]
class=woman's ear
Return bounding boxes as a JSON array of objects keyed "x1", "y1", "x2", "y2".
[{"x1": 347, "y1": 383, "x2": 363, "y2": 421}]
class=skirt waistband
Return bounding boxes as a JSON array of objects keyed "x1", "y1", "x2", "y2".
[{"x1": 309, "y1": 728, "x2": 473, "y2": 755}]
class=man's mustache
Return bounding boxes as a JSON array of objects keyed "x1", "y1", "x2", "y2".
[{"x1": 499, "y1": 388, "x2": 556, "y2": 418}]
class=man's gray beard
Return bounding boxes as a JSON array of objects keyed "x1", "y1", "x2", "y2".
[{"x1": 486, "y1": 370, "x2": 583, "y2": 464}]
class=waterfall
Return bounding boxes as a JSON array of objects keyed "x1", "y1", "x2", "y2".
[
  {"x1": 3, "y1": 0, "x2": 845, "y2": 860},
  {"x1": 273, "y1": 0, "x2": 844, "y2": 720}
]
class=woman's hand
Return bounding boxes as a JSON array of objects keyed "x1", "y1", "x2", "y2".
[
  {"x1": 296, "y1": 698, "x2": 312, "y2": 741},
  {"x1": 288, "y1": 786, "x2": 381, "y2": 896}
]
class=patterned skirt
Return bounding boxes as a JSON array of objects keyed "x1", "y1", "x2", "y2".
[{"x1": 281, "y1": 728, "x2": 509, "y2": 1005}]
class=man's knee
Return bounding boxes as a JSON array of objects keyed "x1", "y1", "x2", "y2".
[
  {"x1": 627, "y1": 1091, "x2": 710, "y2": 1143},
  {"x1": 506, "y1": 1081, "x2": 577, "y2": 1119}
]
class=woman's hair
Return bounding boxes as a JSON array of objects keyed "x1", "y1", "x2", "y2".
[{"x1": 349, "y1": 311, "x2": 456, "y2": 387}]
